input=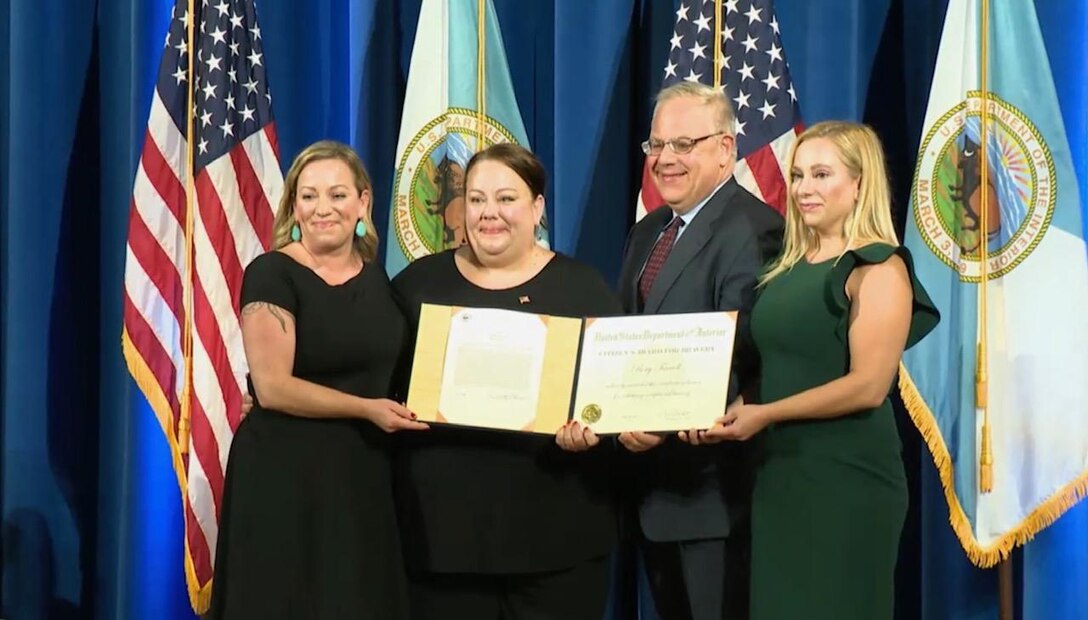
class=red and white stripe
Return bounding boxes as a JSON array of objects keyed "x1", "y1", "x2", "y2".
[{"x1": 121, "y1": 88, "x2": 281, "y2": 599}]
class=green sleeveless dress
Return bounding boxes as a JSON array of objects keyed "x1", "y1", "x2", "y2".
[{"x1": 747, "y1": 244, "x2": 939, "y2": 619}]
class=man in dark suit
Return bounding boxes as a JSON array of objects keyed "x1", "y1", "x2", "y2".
[{"x1": 617, "y1": 81, "x2": 783, "y2": 620}]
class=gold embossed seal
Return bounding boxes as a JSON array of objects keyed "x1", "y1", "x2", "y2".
[{"x1": 580, "y1": 404, "x2": 602, "y2": 424}]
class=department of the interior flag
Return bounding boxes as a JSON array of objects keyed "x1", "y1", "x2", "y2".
[
  {"x1": 385, "y1": 0, "x2": 543, "y2": 277},
  {"x1": 901, "y1": 0, "x2": 1088, "y2": 566}
]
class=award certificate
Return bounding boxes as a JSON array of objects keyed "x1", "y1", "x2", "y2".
[
  {"x1": 407, "y1": 304, "x2": 736, "y2": 434},
  {"x1": 570, "y1": 312, "x2": 736, "y2": 433}
]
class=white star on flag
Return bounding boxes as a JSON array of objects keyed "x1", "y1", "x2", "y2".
[{"x1": 758, "y1": 100, "x2": 776, "y2": 119}]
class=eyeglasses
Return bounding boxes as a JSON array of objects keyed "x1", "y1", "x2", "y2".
[{"x1": 640, "y1": 132, "x2": 726, "y2": 156}]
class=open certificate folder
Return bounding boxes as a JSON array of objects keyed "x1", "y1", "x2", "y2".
[{"x1": 406, "y1": 304, "x2": 737, "y2": 434}]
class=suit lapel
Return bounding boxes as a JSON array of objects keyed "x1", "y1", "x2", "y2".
[{"x1": 643, "y1": 180, "x2": 737, "y2": 313}]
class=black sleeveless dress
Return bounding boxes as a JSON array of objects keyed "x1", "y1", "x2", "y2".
[{"x1": 208, "y1": 251, "x2": 410, "y2": 619}]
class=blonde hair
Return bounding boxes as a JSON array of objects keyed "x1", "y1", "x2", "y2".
[
  {"x1": 272, "y1": 140, "x2": 379, "y2": 262},
  {"x1": 653, "y1": 81, "x2": 736, "y2": 138},
  {"x1": 759, "y1": 121, "x2": 899, "y2": 285}
]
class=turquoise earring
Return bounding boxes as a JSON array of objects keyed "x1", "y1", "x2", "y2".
[
  {"x1": 290, "y1": 223, "x2": 301, "y2": 242},
  {"x1": 355, "y1": 220, "x2": 367, "y2": 238}
]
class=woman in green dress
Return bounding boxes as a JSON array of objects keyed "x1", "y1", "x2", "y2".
[{"x1": 702, "y1": 121, "x2": 939, "y2": 618}]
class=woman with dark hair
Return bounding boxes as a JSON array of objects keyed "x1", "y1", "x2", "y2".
[{"x1": 392, "y1": 142, "x2": 621, "y2": 619}]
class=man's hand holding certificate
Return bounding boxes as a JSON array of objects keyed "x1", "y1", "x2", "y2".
[{"x1": 407, "y1": 304, "x2": 736, "y2": 434}]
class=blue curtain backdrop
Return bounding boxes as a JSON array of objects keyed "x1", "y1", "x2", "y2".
[{"x1": 2, "y1": 0, "x2": 1086, "y2": 618}]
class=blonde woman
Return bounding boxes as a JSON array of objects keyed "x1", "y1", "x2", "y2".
[
  {"x1": 702, "y1": 122, "x2": 940, "y2": 619},
  {"x1": 209, "y1": 141, "x2": 424, "y2": 619}
]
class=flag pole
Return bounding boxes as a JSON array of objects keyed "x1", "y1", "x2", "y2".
[
  {"x1": 977, "y1": 0, "x2": 1013, "y2": 616},
  {"x1": 999, "y1": 558, "x2": 1013, "y2": 620},
  {"x1": 976, "y1": 0, "x2": 992, "y2": 495},
  {"x1": 476, "y1": 0, "x2": 487, "y2": 151},
  {"x1": 179, "y1": 0, "x2": 198, "y2": 455},
  {"x1": 712, "y1": 0, "x2": 723, "y2": 89}
]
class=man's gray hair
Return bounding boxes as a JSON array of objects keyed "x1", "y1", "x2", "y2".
[{"x1": 653, "y1": 82, "x2": 736, "y2": 137}]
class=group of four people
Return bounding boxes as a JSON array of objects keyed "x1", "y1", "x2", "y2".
[{"x1": 206, "y1": 81, "x2": 939, "y2": 620}]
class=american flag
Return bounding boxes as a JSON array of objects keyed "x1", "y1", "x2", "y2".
[
  {"x1": 120, "y1": 0, "x2": 282, "y2": 611},
  {"x1": 636, "y1": 0, "x2": 802, "y2": 218}
]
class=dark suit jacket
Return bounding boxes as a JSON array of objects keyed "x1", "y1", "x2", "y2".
[{"x1": 618, "y1": 178, "x2": 783, "y2": 542}]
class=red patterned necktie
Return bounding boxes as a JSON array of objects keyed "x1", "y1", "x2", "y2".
[{"x1": 638, "y1": 216, "x2": 684, "y2": 306}]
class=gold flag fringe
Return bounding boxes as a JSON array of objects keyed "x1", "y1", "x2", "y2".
[
  {"x1": 899, "y1": 362, "x2": 1088, "y2": 567},
  {"x1": 122, "y1": 329, "x2": 214, "y2": 613}
]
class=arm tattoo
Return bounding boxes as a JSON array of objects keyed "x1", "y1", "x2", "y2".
[{"x1": 241, "y1": 302, "x2": 292, "y2": 333}]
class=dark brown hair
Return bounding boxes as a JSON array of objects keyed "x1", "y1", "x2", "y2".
[{"x1": 465, "y1": 142, "x2": 547, "y2": 198}]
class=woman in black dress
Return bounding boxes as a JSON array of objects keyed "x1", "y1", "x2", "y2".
[
  {"x1": 392, "y1": 143, "x2": 621, "y2": 619},
  {"x1": 208, "y1": 140, "x2": 426, "y2": 619}
]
